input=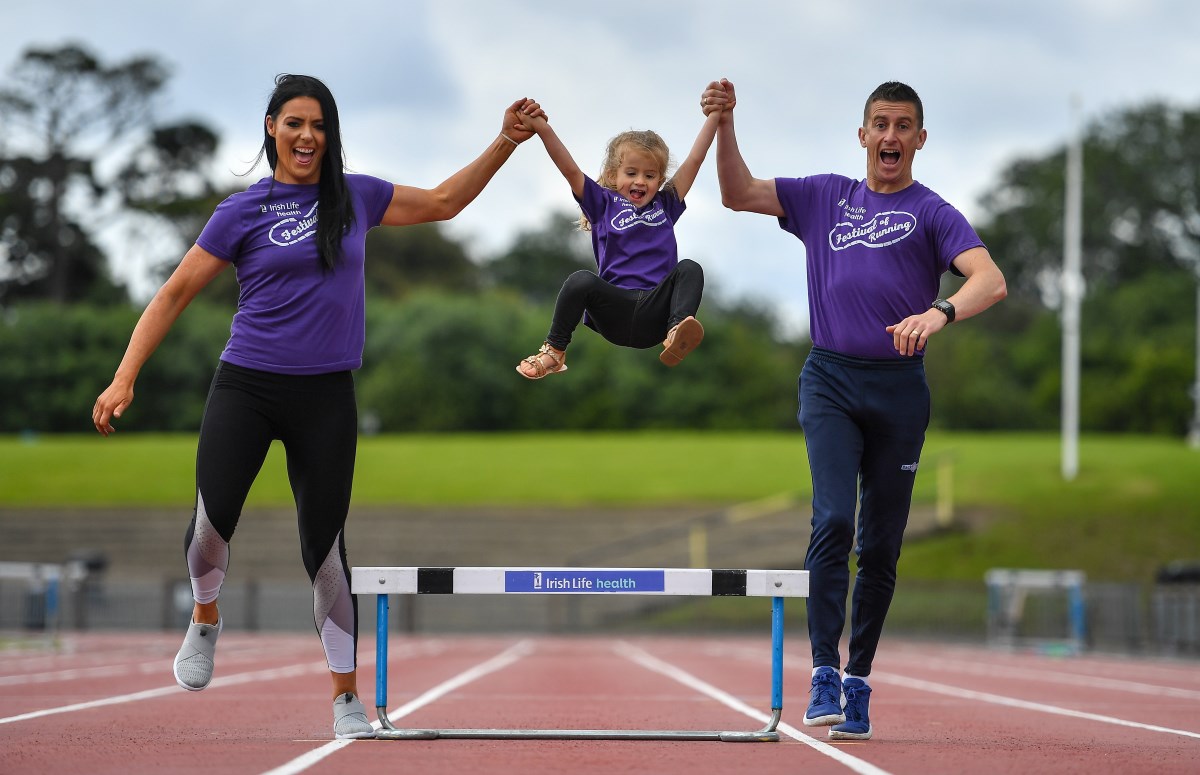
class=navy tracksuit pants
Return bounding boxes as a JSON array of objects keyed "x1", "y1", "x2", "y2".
[{"x1": 798, "y1": 347, "x2": 930, "y2": 677}]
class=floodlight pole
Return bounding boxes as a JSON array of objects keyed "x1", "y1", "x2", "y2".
[
  {"x1": 1190, "y1": 269, "x2": 1200, "y2": 449},
  {"x1": 1061, "y1": 96, "x2": 1083, "y2": 480}
]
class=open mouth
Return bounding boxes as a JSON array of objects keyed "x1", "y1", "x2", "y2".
[
  {"x1": 880, "y1": 150, "x2": 901, "y2": 166},
  {"x1": 294, "y1": 148, "x2": 316, "y2": 165},
  {"x1": 629, "y1": 189, "x2": 646, "y2": 202}
]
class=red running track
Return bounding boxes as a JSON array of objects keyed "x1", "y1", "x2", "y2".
[{"x1": 1, "y1": 631, "x2": 1198, "y2": 774}]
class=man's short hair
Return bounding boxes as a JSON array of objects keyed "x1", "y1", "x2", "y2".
[{"x1": 864, "y1": 82, "x2": 924, "y2": 129}]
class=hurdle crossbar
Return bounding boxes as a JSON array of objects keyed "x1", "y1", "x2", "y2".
[{"x1": 351, "y1": 566, "x2": 807, "y2": 742}]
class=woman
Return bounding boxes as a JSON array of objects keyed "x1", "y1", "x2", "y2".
[{"x1": 92, "y1": 74, "x2": 541, "y2": 739}]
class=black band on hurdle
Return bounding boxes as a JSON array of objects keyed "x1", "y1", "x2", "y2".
[
  {"x1": 711, "y1": 569, "x2": 747, "y2": 596},
  {"x1": 417, "y1": 567, "x2": 455, "y2": 594}
]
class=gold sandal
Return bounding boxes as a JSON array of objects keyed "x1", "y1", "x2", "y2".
[{"x1": 517, "y1": 342, "x2": 568, "y2": 380}]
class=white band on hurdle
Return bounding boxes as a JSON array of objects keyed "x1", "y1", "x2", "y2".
[{"x1": 351, "y1": 567, "x2": 807, "y2": 597}]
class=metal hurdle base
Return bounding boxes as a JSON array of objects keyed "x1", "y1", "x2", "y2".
[{"x1": 373, "y1": 708, "x2": 783, "y2": 742}]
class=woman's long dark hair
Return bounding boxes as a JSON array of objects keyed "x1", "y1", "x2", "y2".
[{"x1": 256, "y1": 73, "x2": 355, "y2": 271}]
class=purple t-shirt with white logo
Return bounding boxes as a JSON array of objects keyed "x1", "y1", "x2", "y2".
[
  {"x1": 196, "y1": 174, "x2": 394, "y2": 374},
  {"x1": 776, "y1": 174, "x2": 984, "y2": 359},
  {"x1": 577, "y1": 176, "x2": 686, "y2": 290}
]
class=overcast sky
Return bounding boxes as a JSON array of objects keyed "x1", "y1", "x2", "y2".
[{"x1": 5, "y1": 1, "x2": 1199, "y2": 334}]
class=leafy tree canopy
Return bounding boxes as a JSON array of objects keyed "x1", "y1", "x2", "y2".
[
  {"x1": 977, "y1": 100, "x2": 1200, "y2": 305},
  {"x1": 0, "y1": 43, "x2": 218, "y2": 305}
]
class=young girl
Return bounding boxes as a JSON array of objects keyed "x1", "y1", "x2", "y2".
[{"x1": 515, "y1": 104, "x2": 721, "y2": 378}]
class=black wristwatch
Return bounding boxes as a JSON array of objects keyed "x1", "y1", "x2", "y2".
[{"x1": 931, "y1": 298, "x2": 955, "y2": 323}]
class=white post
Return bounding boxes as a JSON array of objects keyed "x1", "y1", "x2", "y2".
[
  {"x1": 1190, "y1": 273, "x2": 1200, "y2": 449},
  {"x1": 1062, "y1": 96, "x2": 1084, "y2": 480},
  {"x1": 936, "y1": 454, "x2": 954, "y2": 529}
]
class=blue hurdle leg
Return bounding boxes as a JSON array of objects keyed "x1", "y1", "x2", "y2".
[
  {"x1": 771, "y1": 595, "x2": 784, "y2": 711},
  {"x1": 376, "y1": 593, "x2": 393, "y2": 729},
  {"x1": 720, "y1": 595, "x2": 784, "y2": 742}
]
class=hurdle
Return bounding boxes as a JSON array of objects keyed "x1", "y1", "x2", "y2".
[
  {"x1": 985, "y1": 568, "x2": 1088, "y2": 654},
  {"x1": 0, "y1": 561, "x2": 87, "y2": 633},
  {"x1": 352, "y1": 566, "x2": 808, "y2": 742}
]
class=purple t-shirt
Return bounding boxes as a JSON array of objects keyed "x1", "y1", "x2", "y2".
[
  {"x1": 577, "y1": 176, "x2": 687, "y2": 290},
  {"x1": 776, "y1": 174, "x2": 984, "y2": 359},
  {"x1": 196, "y1": 174, "x2": 394, "y2": 374}
]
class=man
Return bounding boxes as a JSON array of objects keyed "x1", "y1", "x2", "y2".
[{"x1": 701, "y1": 79, "x2": 1006, "y2": 740}]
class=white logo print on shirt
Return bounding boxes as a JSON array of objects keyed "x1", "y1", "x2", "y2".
[
  {"x1": 609, "y1": 194, "x2": 667, "y2": 231},
  {"x1": 828, "y1": 210, "x2": 917, "y2": 251},
  {"x1": 268, "y1": 202, "x2": 319, "y2": 246}
]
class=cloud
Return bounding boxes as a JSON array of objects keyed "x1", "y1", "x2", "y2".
[{"x1": 3, "y1": 0, "x2": 1198, "y2": 337}]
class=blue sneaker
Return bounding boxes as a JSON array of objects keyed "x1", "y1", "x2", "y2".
[
  {"x1": 804, "y1": 666, "x2": 845, "y2": 726},
  {"x1": 829, "y1": 677, "x2": 872, "y2": 740}
]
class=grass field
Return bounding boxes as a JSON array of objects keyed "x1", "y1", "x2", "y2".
[{"x1": 2, "y1": 431, "x2": 1198, "y2": 583}]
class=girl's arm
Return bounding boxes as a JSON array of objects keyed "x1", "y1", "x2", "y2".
[
  {"x1": 381, "y1": 98, "x2": 544, "y2": 226},
  {"x1": 519, "y1": 111, "x2": 586, "y2": 200},
  {"x1": 668, "y1": 108, "x2": 721, "y2": 201}
]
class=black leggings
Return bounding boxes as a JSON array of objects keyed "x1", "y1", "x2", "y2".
[
  {"x1": 184, "y1": 361, "x2": 360, "y2": 672},
  {"x1": 545, "y1": 259, "x2": 704, "y2": 351}
]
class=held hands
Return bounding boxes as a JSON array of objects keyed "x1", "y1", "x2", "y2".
[
  {"x1": 503, "y1": 98, "x2": 546, "y2": 144},
  {"x1": 701, "y1": 79, "x2": 736, "y2": 116},
  {"x1": 886, "y1": 310, "x2": 948, "y2": 357},
  {"x1": 515, "y1": 100, "x2": 549, "y2": 135}
]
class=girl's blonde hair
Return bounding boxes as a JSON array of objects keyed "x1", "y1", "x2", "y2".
[{"x1": 579, "y1": 129, "x2": 674, "y2": 231}]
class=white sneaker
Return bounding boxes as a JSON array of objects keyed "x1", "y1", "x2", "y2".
[
  {"x1": 333, "y1": 692, "x2": 376, "y2": 739},
  {"x1": 173, "y1": 617, "x2": 222, "y2": 691}
]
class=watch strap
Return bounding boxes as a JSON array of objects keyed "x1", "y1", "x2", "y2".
[{"x1": 932, "y1": 298, "x2": 955, "y2": 323}]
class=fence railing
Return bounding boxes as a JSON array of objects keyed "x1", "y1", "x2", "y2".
[{"x1": 3, "y1": 569, "x2": 1199, "y2": 658}]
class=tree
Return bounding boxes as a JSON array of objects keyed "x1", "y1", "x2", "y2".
[
  {"x1": 364, "y1": 222, "x2": 481, "y2": 298},
  {"x1": 354, "y1": 291, "x2": 807, "y2": 433},
  {"x1": 977, "y1": 100, "x2": 1200, "y2": 304},
  {"x1": 116, "y1": 121, "x2": 222, "y2": 236},
  {"x1": 0, "y1": 300, "x2": 230, "y2": 432},
  {"x1": 966, "y1": 99, "x2": 1200, "y2": 435},
  {"x1": 116, "y1": 121, "x2": 236, "y2": 304},
  {"x1": 0, "y1": 43, "x2": 206, "y2": 304},
  {"x1": 0, "y1": 153, "x2": 122, "y2": 303},
  {"x1": 484, "y1": 210, "x2": 594, "y2": 303}
]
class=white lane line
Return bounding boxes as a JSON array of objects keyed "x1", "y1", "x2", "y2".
[
  {"x1": 872, "y1": 672, "x2": 1200, "y2": 740},
  {"x1": 0, "y1": 659, "x2": 323, "y2": 687},
  {"x1": 0, "y1": 663, "x2": 163, "y2": 686},
  {"x1": 258, "y1": 640, "x2": 534, "y2": 775},
  {"x1": 0, "y1": 662, "x2": 329, "y2": 725},
  {"x1": 882, "y1": 655, "x2": 1200, "y2": 700},
  {"x1": 615, "y1": 642, "x2": 893, "y2": 775},
  {"x1": 703, "y1": 642, "x2": 1200, "y2": 702},
  {"x1": 0, "y1": 640, "x2": 453, "y2": 727},
  {"x1": 887, "y1": 642, "x2": 1200, "y2": 687},
  {"x1": 0, "y1": 648, "x2": 313, "y2": 686},
  {"x1": 0, "y1": 641, "x2": 448, "y2": 688}
]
